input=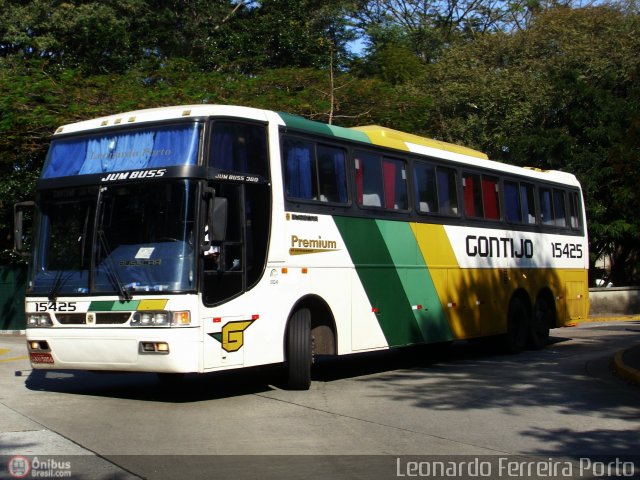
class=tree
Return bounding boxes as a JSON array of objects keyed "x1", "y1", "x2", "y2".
[
  {"x1": 349, "y1": 0, "x2": 541, "y2": 63},
  {"x1": 0, "y1": 0, "x2": 355, "y2": 74},
  {"x1": 0, "y1": 0, "x2": 158, "y2": 73}
]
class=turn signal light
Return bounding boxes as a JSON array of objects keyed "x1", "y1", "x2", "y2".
[
  {"x1": 172, "y1": 311, "x2": 190, "y2": 326},
  {"x1": 28, "y1": 340, "x2": 50, "y2": 351}
]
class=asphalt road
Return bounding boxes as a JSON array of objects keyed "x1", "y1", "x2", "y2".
[{"x1": 1, "y1": 321, "x2": 639, "y2": 479}]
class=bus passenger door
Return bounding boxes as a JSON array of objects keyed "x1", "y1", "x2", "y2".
[{"x1": 200, "y1": 180, "x2": 271, "y2": 370}]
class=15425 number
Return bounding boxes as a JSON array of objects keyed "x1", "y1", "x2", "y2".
[
  {"x1": 34, "y1": 301, "x2": 77, "y2": 312},
  {"x1": 551, "y1": 242, "x2": 583, "y2": 259}
]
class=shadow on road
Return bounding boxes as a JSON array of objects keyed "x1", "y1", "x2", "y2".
[
  {"x1": 20, "y1": 332, "x2": 576, "y2": 404},
  {"x1": 23, "y1": 365, "x2": 280, "y2": 403},
  {"x1": 16, "y1": 322, "x2": 640, "y2": 456}
]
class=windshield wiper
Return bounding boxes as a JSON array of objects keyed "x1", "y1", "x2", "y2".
[
  {"x1": 48, "y1": 270, "x2": 73, "y2": 302},
  {"x1": 97, "y1": 229, "x2": 132, "y2": 302}
]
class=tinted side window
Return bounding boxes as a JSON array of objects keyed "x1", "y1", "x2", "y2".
[
  {"x1": 464, "y1": 173, "x2": 501, "y2": 221},
  {"x1": 414, "y1": 162, "x2": 438, "y2": 213},
  {"x1": 505, "y1": 181, "x2": 536, "y2": 224},
  {"x1": 505, "y1": 181, "x2": 522, "y2": 223},
  {"x1": 521, "y1": 183, "x2": 536, "y2": 224},
  {"x1": 539, "y1": 188, "x2": 554, "y2": 226},
  {"x1": 569, "y1": 192, "x2": 581, "y2": 229},
  {"x1": 553, "y1": 189, "x2": 567, "y2": 227},
  {"x1": 437, "y1": 167, "x2": 459, "y2": 215},
  {"x1": 463, "y1": 173, "x2": 483, "y2": 218},
  {"x1": 540, "y1": 187, "x2": 569, "y2": 228},
  {"x1": 415, "y1": 163, "x2": 459, "y2": 216},
  {"x1": 482, "y1": 175, "x2": 500, "y2": 220},
  {"x1": 210, "y1": 122, "x2": 269, "y2": 177},
  {"x1": 355, "y1": 151, "x2": 384, "y2": 207},
  {"x1": 283, "y1": 139, "x2": 317, "y2": 200},
  {"x1": 355, "y1": 152, "x2": 408, "y2": 210},
  {"x1": 283, "y1": 139, "x2": 348, "y2": 203},
  {"x1": 317, "y1": 145, "x2": 347, "y2": 203},
  {"x1": 382, "y1": 157, "x2": 408, "y2": 210}
]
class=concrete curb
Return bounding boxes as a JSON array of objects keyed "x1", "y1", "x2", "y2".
[
  {"x1": 579, "y1": 315, "x2": 640, "y2": 323},
  {"x1": 613, "y1": 347, "x2": 640, "y2": 386}
]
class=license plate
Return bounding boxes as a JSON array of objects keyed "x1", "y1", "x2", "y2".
[{"x1": 30, "y1": 352, "x2": 54, "y2": 364}]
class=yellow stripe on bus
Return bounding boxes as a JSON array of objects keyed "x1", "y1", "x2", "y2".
[{"x1": 137, "y1": 299, "x2": 169, "y2": 311}]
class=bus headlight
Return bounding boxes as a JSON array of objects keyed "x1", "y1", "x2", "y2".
[
  {"x1": 132, "y1": 311, "x2": 170, "y2": 327},
  {"x1": 131, "y1": 311, "x2": 190, "y2": 327},
  {"x1": 27, "y1": 314, "x2": 53, "y2": 327}
]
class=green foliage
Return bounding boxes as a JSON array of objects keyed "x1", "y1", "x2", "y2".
[
  {"x1": 0, "y1": 0, "x2": 355, "y2": 74},
  {"x1": 353, "y1": 43, "x2": 425, "y2": 84},
  {"x1": 0, "y1": 0, "x2": 154, "y2": 73}
]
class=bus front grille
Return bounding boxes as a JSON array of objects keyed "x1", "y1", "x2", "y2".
[
  {"x1": 56, "y1": 314, "x2": 86, "y2": 324},
  {"x1": 55, "y1": 312, "x2": 132, "y2": 325},
  {"x1": 96, "y1": 313, "x2": 131, "y2": 324}
]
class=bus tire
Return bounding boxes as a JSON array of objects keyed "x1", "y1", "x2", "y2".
[
  {"x1": 505, "y1": 297, "x2": 529, "y2": 354},
  {"x1": 529, "y1": 296, "x2": 553, "y2": 349},
  {"x1": 285, "y1": 308, "x2": 312, "y2": 390}
]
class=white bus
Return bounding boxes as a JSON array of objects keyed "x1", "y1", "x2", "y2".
[{"x1": 16, "y1": 105, "x2": 589, "y2": 389}]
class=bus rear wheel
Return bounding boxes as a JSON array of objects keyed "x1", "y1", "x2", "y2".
[
  {"x1": 505, "y1": 297, "x2": 529, "y2": 354},
  {"x1": 285, "y1": 308, "x2": 312, "y2": 390},
  {"x1": 529, "y1": 296, "x2": 553, "y2": 349}
]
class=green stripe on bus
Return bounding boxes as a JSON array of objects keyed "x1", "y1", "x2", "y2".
[
  {"x1": 278, "y1": 112, "x2": 372, "y2": 144},
  {"x1": 327, "y1": 125, "x2": 372, "y2": 143},
  {"x1": 112, "y1": 301, "x2": 140, "y2": 311},
  {"x1": 88, "y1": 300, "x2": 140, "y2": 311},
  {"x1": 334, "y1": 216, "x2": 421, "y2": 347},
  {"x1": 375, "y1": 220, "x2": 453, "y2": 343}
]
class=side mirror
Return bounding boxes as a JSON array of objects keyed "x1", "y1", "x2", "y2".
[
  {"x1": 14, "y1": 201, "x2": 35, "y2": 256},
  {"x1": 201, "y1": 187, "x2": 227, "y2": 253},
  {"x1": 210, "y1": 197, "x2": 228, "y2": 242}
]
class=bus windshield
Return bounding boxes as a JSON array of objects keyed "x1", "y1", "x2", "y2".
[
  {"x1": 29, "y1": 180, "x2": 198, "y2": 296},
  {"x1": 42, "y1": 123, "x2": 201, "y2": 179}
]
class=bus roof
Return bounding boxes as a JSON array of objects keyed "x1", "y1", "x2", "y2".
[
  {"x1": 52, "y1": 104, "x2": 580, "y2": 188},
  {"x1": 53, "y1": 105, "x2": 279, "y2": 135}
]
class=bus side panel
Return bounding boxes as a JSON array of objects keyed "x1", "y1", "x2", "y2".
[
  {"x1": 376, "y1": 220, "x2": 454, "y2": 344},
  {"x1": 334, "y1": 217, "x2": 453, "y2": 348},
  {"x1": 276, "y1": 212, "x2": 389, "y2": 358},
  {"x1": 435, "y1": 224, "x2": 589, "y2": 336},
  {"x1": 411, "y1": 223, "x2": 482, "y2": 340}
]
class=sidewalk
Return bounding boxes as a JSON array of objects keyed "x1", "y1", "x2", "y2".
[
  {"x1": 577, "y1": 314, "x2": 640, "y2": 386},
  {"x1": 613, "y1": 343, "x2": 640, "y2": 386}
]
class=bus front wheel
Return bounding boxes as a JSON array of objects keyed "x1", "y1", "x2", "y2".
[{"x1": 285, "y1": 308, "x2": 312, "y2": 390}]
